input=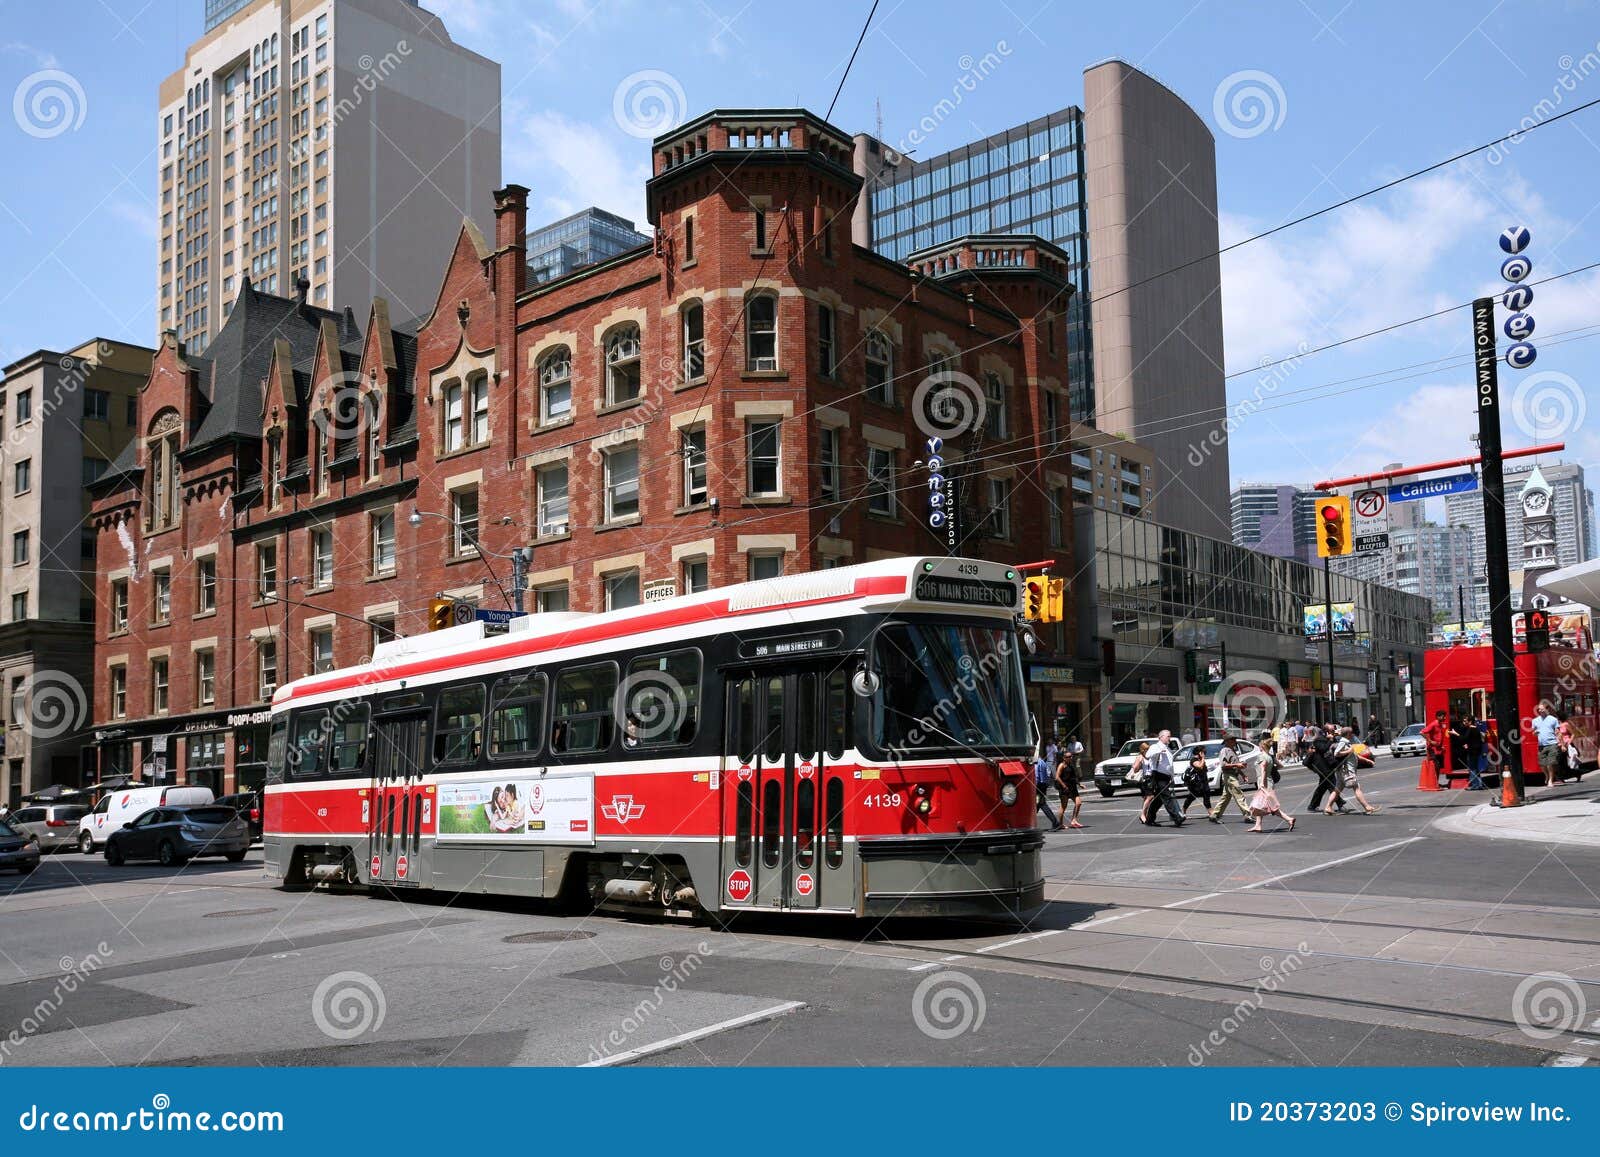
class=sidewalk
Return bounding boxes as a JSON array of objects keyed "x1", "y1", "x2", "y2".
[{"x1": 1431, "y1": 791, "x2": 1600, "y2": 848}]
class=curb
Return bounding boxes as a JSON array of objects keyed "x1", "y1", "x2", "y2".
[{"x1": 1430, "y1": 800, "x2": 1600, "y2": 849}]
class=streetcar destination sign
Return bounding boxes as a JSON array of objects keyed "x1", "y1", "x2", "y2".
[
  {"x1": 914, "y1": 575, "x2": 1019, "y2": 608},
  {"x1": 1388, "y1": 472, "x2": 1479, "y2": 502}
]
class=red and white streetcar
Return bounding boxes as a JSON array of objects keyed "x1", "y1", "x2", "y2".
[{"x1": 263, "y1": 556, "x2": 1045, "y2": 919}]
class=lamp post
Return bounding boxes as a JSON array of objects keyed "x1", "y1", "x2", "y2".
[{"x1": 407, "y1": 506, "x2": 530, "y2": 612}]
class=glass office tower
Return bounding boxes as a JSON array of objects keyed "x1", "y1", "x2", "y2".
[{"x1": 857, "y1": 111, "x2": 1092, "y2": 420}]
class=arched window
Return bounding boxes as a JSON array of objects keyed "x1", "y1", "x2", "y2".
[
  {"x1": 538, "y1": 348, "x2": 572, "y2": 425},
  {"x1": 605, "y1": 324, "x2": 642, "y2": 405},
  {"x1": 145, "y1": 410, "x2": 182, "y2": 532},
  {"x1": 681, "y1": 303, "x2": 705, "y2": 381},
  {"x1": 745, "y1": 294, "x2": 777, "y2": 372},
  {"x1": 865, "y1": 330, "x2": 893, "y2": 403}
]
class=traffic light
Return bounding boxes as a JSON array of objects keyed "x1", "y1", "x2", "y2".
[
  {"x1": 1023, "y1": 577, "x2": 1047, "y2": 621},
  {"x1": 1526, "y1": 608, "x2": 1551, "y2": 653},
  {"x1": 1045, "y1": 577, "x2": 1066, "y2": 623},
  {"x1": 428, "y1": 598, "x2": 456, "y2": 632},
  {"x1": 1316, "y1": 495, "x2": 1353, "y2": 558}
]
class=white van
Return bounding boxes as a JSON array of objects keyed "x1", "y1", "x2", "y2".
[{"x1": 77, "y1": 785, "x2": 215, "y2": 853}]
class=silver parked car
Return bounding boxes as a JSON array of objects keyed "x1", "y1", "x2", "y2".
[
  {"x1": 8, "y1": 803, "x2": 89, "y2": 852},
  {"x1": 1390, "y1": 722, "x2": 1427, "y2": 759},
  {"x1": 1171, "y1": 740, "x2": 1269, "y2": 796}
]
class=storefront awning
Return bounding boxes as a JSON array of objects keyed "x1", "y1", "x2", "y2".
[{"x1": 1539, "y1": 558, "x2": 1600, "y2": 607}]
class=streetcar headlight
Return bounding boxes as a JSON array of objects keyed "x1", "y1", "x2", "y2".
[{"x1": 1000, "y1": 782, "x2": 1018, "y2": 806}]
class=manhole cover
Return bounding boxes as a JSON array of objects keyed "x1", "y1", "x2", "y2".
[
  {"x1": 502, "y1": 930, "x2": 595, "y2": 944},
  {"x1": 203, "y1": 908, "x2": 277, "y2": 919}
]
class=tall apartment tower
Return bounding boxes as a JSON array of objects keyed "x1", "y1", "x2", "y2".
[
  {"x1": 852, "y1": 59, "x2": 1231, "y2": 539},
  {"x1": 159, "y1": 0, "x2": 500, "y2": 351},
  {"x1": 1230, "y1": 482, "x2": 1316, "y2": 565}
]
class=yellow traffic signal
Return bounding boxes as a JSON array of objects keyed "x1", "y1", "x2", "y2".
[
  {"x1": 1023, "y1": 577, "x2": 1047, "y2": 621},
  {"x1": 428, "y1": 598, "x2": 455, "y2": 631},
  {"x1": 1046, "y1": 577, "x2": 1066, "y2": 623},
  {"x1": 1316, "y1": 495, "x2": 1352, "y2": 559}
]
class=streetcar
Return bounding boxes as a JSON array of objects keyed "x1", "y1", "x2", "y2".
[{"x1": 263, "y1": 556, "x2": 1045, "y2": 920}]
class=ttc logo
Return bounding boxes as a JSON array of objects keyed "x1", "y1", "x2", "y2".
[{"x1": 601, "y1": 795, "x2": 646, "y2": 825}]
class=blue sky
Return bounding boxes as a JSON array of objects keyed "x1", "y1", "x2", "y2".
[{"x1": 4, "y1": 0, "x2": 1600, "y2": 512}]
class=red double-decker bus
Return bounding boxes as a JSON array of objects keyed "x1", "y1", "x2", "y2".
[
  {"x1": 1423, "y1": 642, "x2": 1598, "y2": 783},
  {"x1": 263, "y1": 556, "x2": 1044, "y2": 920}
]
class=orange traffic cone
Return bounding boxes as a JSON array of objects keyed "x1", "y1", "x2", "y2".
[
  {"x1": 1500, "y1": 768, "x2": 1522, "y2": 808},
  {"x1": 1417, "y1": 755, "x2": 1442, "y2": 792}
]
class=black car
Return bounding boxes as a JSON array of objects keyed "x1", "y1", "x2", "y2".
[
  {"x1": 0, "y1": 816, "x2": 40, "y2": 874},
  {"x1": 214, "y1": 792, "x2": 263, "y2": 843},
  {"x1": 104, "y1": 805, "x2": 251, "y2": 866}
]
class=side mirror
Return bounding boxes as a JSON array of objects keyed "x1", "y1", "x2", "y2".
[{"x1": 851, "y1": 668, "x2": 880, "y2": 698}]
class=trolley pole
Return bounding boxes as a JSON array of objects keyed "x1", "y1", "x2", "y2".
[
  {"x1": 1473, "y1": 296, "x2": 1524, "y2": 803},
  {"x1": 1324, "y1": 554, "x2": 1335, "y2": 726}
]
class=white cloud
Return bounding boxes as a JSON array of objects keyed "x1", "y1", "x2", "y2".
[
  {"x1": 0, "y1": 42, "x2": 59, "y2": 69},
  {"x1": 1220, "y1": 169, "x2": 1495, "y2": 370},
  {"x1": 108, "y1": 200, "x2": 157, "y2": 241},
  {"x1": 504, "y1": 104, "x2": 653, "y2": 231}
]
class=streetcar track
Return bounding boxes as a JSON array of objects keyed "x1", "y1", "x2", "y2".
[{"x1": 873, "y1": 939, "x2": 1588, "y2": 1040}]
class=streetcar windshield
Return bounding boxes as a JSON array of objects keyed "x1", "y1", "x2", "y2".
[{"x1": 870, "y1": 621, "x2": 1030, "y2": 754}]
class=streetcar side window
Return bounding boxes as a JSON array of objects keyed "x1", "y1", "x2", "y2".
[
  {"x1": 266, "y1": 716, "x2": 289, "y2": 785},
  {"x1": 622, "y1": 649, "x2": 702, "y2": 748},
  {"x1": 735, "y1": 780, "x2": 753, "y2": 867},
  {"x1": 288, "y1": 708, "x2": 330, "y2": 779},
  {"x1": 328, "y1": 703, "x2": 370, "y2": 774},
  {"x1": 761, "y1": 778, "x2": 782, "y2": 868},
  {"x1": 825, "y1": 669, "x2": 848, "y2": 758},
  {"x1": 824, "y1": 777, "x2": 844, "y2": 868},
  {"x1": 762, "y1": 675, "x2": 783, "y2": 762},
  {"x1": 551, "y1": 663, "x2": 618, "y2": 754},
  {"x1": 735, "y1": 677, "x2": 757, "y2": 763},
  {"x1": 434, "y1": 683, "x2": 485, "y2": 763},
  {"x1": 489, "y1": 673, "x2": 547, "y2": 759},
  {"x1": 796, "y1": 777, "x2": 816, "y2": 869},
  {"x1": 796, "y1": 672, "x2": 818, "y2": 757}
]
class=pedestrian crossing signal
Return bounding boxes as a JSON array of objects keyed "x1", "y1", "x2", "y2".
[
  {"x1": 1046, "y1": 577, "x2": 1065, "y2": 622},
  {"x1": 428, "y1": 598, "x2": 456, "y2": 632},
  {"x1": 1316, "y1": 495, "x2": 1353, "y2": 559},
  {"x1": 1526, "y1": 608, "x2": 1550, "y2": 653}
]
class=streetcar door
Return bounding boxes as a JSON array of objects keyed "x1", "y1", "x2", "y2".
[
  {"x1": 723, "y1": 667, "x2": 844, "y2": 911},
  {"x1": 369, "y1": 711, "x2": 426, "y2": 885}
]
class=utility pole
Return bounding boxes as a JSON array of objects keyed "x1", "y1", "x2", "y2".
[
  {"x1": 1458, "y1": 584, "x2": 1467, "y2": 636},
  {"x1": 1474, "y1": 295, "x2": 1524, "y2": 803},
  {"x1": 1324, "y1": 554, "x2": 1335, "y2": 726}
]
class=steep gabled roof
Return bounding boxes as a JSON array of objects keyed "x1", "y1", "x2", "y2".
[{"x1": 186, "y1": 277, "x2": 363, "y2": 452}]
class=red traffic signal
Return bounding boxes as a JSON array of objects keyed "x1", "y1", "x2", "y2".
[{"x1": 1316, "y1": 495, "x2": 1353, "y2": 558}]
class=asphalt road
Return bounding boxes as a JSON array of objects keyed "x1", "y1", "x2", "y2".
[{"x1": 1, "y1": 755, "x2": 1596, "y2": 1068}]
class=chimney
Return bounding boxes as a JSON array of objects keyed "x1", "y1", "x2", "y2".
[
  {"x1": 493, "y1": 184, "x2": 529, "y2": 298},
  {"x1": 295, "y1": 275, "x2": 310, "y2": 309},
  {"x1": 491, "y1": 184, "x2": 530, "y2": 462}
]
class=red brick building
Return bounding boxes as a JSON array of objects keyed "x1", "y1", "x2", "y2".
[{"x1": 89, "y1": 108, "x2": 1087, "y2": 793}]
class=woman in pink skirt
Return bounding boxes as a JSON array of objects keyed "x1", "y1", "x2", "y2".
[{"x1": 1246, "y1": 772, "x2": 1296, "y2": 833}]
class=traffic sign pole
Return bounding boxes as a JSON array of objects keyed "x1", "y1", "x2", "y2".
[{"x1": 1474, "y1": 296, "x2": 1524, "y2": 804}]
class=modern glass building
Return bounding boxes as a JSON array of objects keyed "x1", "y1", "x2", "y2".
[
  {"x1": 1083, "y1": 507, "x2": 1433, "y2": 751},
  {"x1": 856, "y1": 112, "x2": 1092, "y2": 418},
  {"x1": 526, "y1": 208, "x2": 652, "y2": 285},
  {"x1": 853, "y1": 62, "x2": 1233, "y2": 540}
]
